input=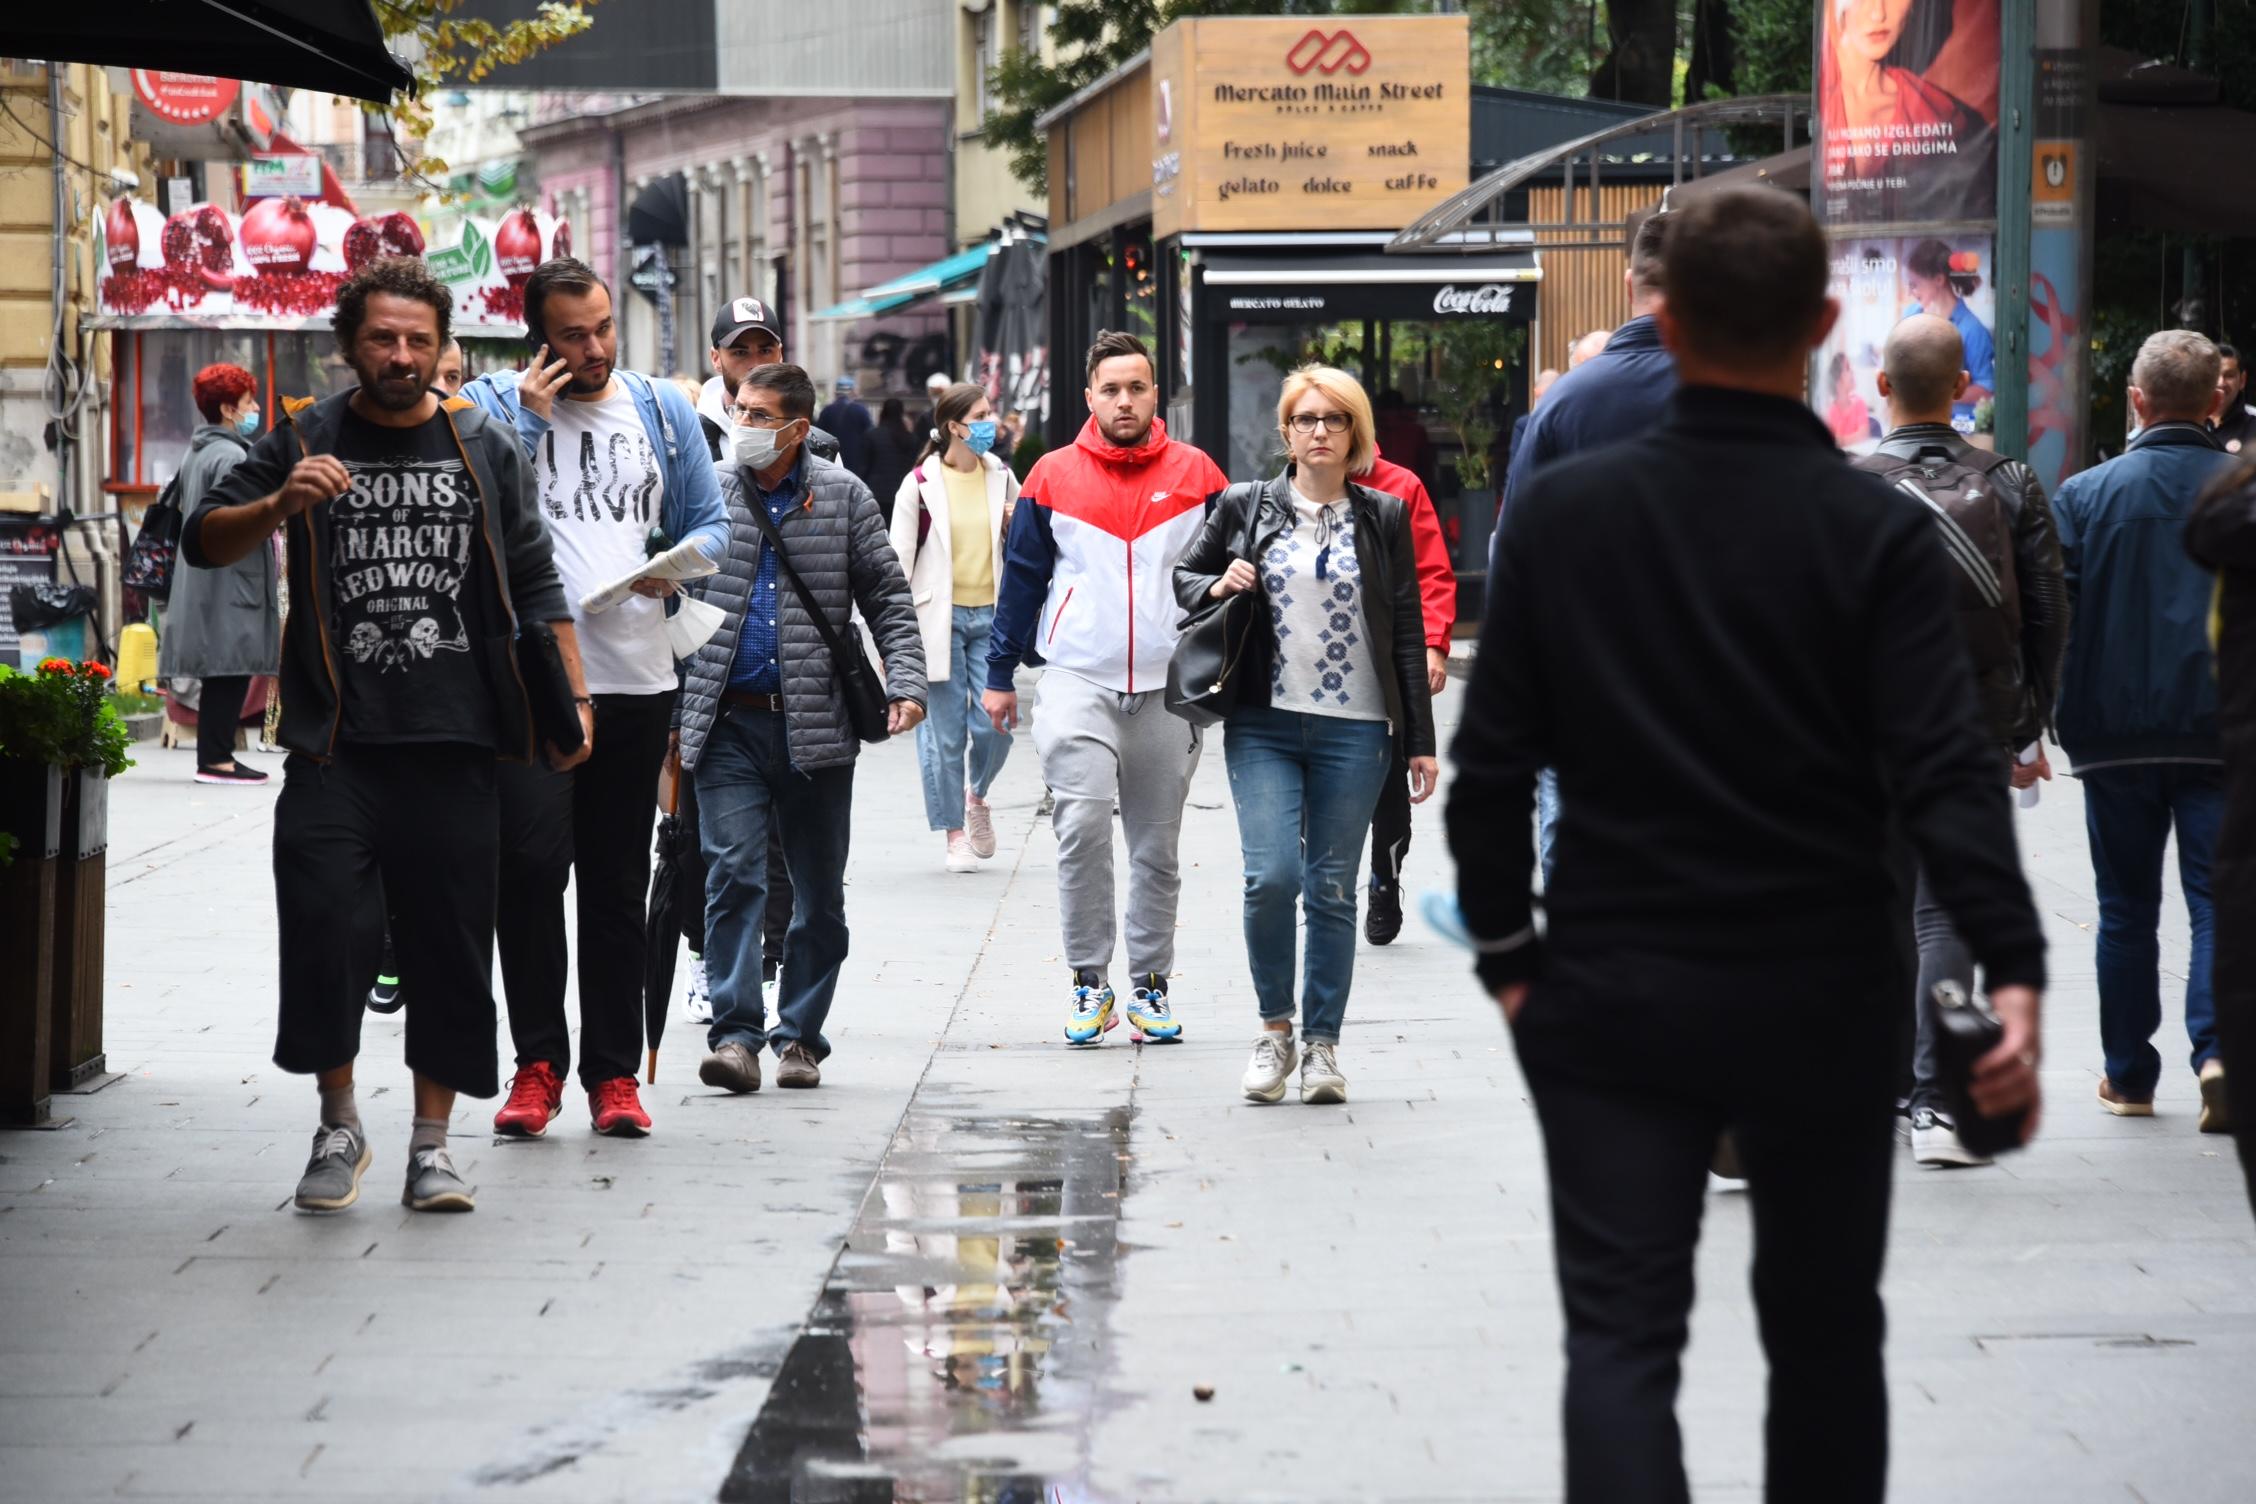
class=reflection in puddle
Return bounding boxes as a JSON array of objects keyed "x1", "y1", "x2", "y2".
[{"x1": 721, "y1": 1111, "x2": 1128, "y2": 1503}]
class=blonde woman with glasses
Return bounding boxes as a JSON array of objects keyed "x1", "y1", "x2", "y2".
[{"x1": 1173, "y1": 365, "x2": 1437, "y2": 1104}]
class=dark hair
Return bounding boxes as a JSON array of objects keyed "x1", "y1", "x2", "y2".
[
  {"x1": 740, "y1": 362, "x2": 818, "y2": 422},
  {"x1": 1085, "y1": 329, "x2": 1154, "y2": 385},
  {"x1": 192, "y1": 362, "x2": 256, "y2": 423},
  {"x1": 1878, "y1": 0, "x2": 1954, "y2": 76},
  {"x1": 333, "y1": 256, "x2": 452, "y2": 351},
  {"x1": 522, "y1": 256, "x2": 605, "y2": 346},
  {"x1": 918, "y1": 382, "x2": 990, "y2": 466},
  {"x1": 2221, "y1": 342, "x2": 2242, "y2": 367},
  {"x1": 1629, "y1": 210, "x2": 1669, "y2": 295},
  {"x1": 879, "y1": 396, "x2": 907, "y2": 429},
  {"x1": 1661, "y1": 189, "x2": 1829, "y2": 365}
]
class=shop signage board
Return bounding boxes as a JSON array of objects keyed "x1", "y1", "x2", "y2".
[
  {"x1": 1151, "y1": 15, "x2": 1470, "y2": 239},
  {"x1": 1214, "y1": 278, "x2": 1533, "y2": 324},
  {"x1": 243, "y1": 154, "x2": 323, "y2": 200},
  {"x1": 93, "y1": 198, "x2": 570, "y2": 337},
  {"x1": 130, "y1": 71, "x2": 238, "y2": 127}
]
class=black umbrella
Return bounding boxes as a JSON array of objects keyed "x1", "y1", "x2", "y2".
[
  {"x1": 644, "y1": 773, "x2": 703, "y2": 1082},
  {"x1": 18, "y1": 1, "x2": 414, "y2": 103}
]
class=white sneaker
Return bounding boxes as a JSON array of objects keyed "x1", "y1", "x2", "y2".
[
  {"x1": 682, "y1": 954, "x2": 713, "y2": 1024},
  {"x1": 763, "y1": 973, "x2": 781, "y2": 1015},
  {"x1": 1241, "y1": 1030, "x2": 1299, "y2": 1104},
  {"x1": 964, "y1": 792, "x2": 997, "y2": 859},
  {"x1": 945, "y1": 833, "x2": 979, "y2": 873},
  {"x1": 1299, "y1": 1041, "x2": 1346, "y2": 1105},
  {"x1": 1911, "y1": 1108, "x2": 1992, "y2": 1168}
]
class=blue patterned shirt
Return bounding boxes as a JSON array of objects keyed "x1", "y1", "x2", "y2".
[
  {"x1": 728, "y1": 455, "x2": 807, "y2": 694},
  {"x1": 1260, "y1": 488, "x2": 1385, "y2": 721}
]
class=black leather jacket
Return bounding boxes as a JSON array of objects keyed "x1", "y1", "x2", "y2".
[{"x1": 1173, "y1": 469, "x2": 1435, "y2": 757}]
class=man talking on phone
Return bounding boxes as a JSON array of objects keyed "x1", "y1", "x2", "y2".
[
  {"x1": 462, "y1": 258, "x2": 730, "y2": 1141},
  {"x1": 186, "y1": 257, "x2": 586, "y2": 1216}
]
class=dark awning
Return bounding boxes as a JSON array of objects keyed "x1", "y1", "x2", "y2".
[
  {"x1": 627, "y1": 173, "x2": 690, "y2": 249},
  {"x1": 16, "y1": 0, "x2": 413, "y2": 103},
  {"x1": 1200, "y1": 249, "x2": 1541, "y2": 324}
]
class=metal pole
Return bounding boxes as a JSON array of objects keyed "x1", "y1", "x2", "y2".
[{"x1": 1993, "y1": 0, "x2": 2036, "y2": 460}]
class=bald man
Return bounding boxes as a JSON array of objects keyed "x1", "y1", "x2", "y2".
[
  {"x1": 1568, "y1": 330, "x2": 1612, "y2": 369},
  {"x1": 1859, "y1": 312, "x2": 2069, "y2": 1167}
]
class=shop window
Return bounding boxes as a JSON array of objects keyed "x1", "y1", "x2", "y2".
[{"x1": 1223, "y1": 320, "x2": 1368, "y2": 481}]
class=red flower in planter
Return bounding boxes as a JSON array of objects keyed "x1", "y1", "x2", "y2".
[
  {"x1": 80, "y1": 661, "x2": 112, "y2": 679},
  {"x1": 37, "y1": 657, "x2": 74, "y2": 676}
]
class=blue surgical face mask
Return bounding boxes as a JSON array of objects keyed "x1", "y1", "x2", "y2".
[
  {"x1": 963, "y1": 419, "x2": 998, "y2": 457},
  {"x1": 234, "y1": 408, "x2": 261, "y2": 438}
]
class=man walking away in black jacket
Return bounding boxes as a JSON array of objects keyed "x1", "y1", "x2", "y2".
[
  {"x1": 1447, "y1": 188, "x2": 2046, "y2": 1504},
  {"x1": 1862, "y1": 313, "x2": 2070, "y2": 1168}
]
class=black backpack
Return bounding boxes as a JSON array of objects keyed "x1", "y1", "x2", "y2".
[{"x1": 1853, "y1": 443, "x2": 2024, "y2": 739}]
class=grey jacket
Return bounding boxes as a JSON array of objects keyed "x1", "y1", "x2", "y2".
[
  {"x1": 159, "y1": 426, "x2": 280, "y2": 680},
  {"x1": 678, "y1": 449, "x2": 926, "y2": 773}
]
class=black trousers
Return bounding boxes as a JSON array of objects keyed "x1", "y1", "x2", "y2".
[
  {"x1": 273, "y1": 745, "x2": 501, "y2": 1097},
  {"x1": 1512, "y1": 945, "x2": 1899, "y2": 1504},
  {"x1": 678, "y1": 774, "x2": 790, "y2": 974},
  {"x1": 198, "y1": 674, "x2": 248, "y2": 768},
  {"x1": 497, "y1": 691, "x2": 674, "y2": 1088},
  {"x1": 1368, "y1": 742, "x2": 1413, "y2": 890}
]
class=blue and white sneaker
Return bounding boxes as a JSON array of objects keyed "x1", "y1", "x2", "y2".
[
  {"x1": 1127, "y1": 974, "x2": 1182, "y2": 1043},
  {"x1": 1065, "y1": 971, "x2": 1118, "y2": 1045}
]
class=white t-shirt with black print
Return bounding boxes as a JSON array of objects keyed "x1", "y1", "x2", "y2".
[
  {"x1": 1258, "y1": 484, "x2": 1384, "y2": 722},
  {"x1": 537, "y1": 386, "x2": 672, "y2": 695}
]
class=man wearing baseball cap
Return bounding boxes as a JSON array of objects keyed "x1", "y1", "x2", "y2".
[{"x1": 697, "y1": 297, "x2": 839, "y2": 466}]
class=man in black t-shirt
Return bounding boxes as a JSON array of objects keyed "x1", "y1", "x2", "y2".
[{"x1": 187, "y1": 258, "x2": 586, "y2": 1217}]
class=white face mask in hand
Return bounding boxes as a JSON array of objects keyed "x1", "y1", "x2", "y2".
[{"x1": 732, "y1": 421, "x2": 797, "y2": 472}]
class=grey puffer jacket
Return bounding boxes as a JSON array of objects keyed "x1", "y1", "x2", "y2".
[
  {"x1": 678, "y1": 450, "x2": 926, "y2": 773},
  {"x1": 159, "y1": 425, "x2": 280, "y2": 680}
]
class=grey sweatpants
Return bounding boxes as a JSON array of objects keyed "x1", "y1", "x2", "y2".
[{"x1": 1031, "y1": 669, "x2": 1203, "y2": 982}]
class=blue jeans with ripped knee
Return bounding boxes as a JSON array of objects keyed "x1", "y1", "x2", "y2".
[{"x1": 1223, "y1": 703, "x2": 1393, "y2": 1044}]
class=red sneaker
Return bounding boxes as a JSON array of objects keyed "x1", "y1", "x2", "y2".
[
  {"x1": 589, "y1": 1076, "x2": 652, "y2": 1137},
  {"x1": 493, "y1": 1061, "x2": 564, "y2": 1138}
]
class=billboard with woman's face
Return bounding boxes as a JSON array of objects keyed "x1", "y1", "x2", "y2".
[
  {"x1": 1818, "y1": 0, "x2": 2000, "y2": 225},
  {"x1": 1816, "y1": 233, "x2": 1999, "y2": 453}
]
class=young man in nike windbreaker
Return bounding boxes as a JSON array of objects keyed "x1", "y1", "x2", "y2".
[{"x1": 984, "y1": 330, "x2": 1228, "y2": 1044}]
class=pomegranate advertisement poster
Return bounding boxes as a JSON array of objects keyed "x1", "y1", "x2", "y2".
[
  {"x1": 1816, "y1": 0, "x2": 1999, "y2": 225},
  {"x1": 97, "y1": 196, "x2": 570, "y2": 332}
]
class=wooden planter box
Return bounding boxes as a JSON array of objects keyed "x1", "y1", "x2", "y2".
[
  {"x1": 0, "y1": 759, "x2": 63, "y2": 1126},
  {"x1": 49, "y1": 768, "x2": 109, "y2": 1092}
]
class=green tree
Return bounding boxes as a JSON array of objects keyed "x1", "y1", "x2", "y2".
[
  {"x1": 370, "y1": 1, "x2": 603, "y2": 172},
  {"x1": 1722, "y1": 0, "x2": 1813, "y2": 98}
]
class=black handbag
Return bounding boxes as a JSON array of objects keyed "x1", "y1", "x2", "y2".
[
  {"x1": 742, "y1": 497, "x2": 891, "y2": 743},
  {"x1": 123, "y1": 473, "x2": 184, "y2": 598},
  {"x1": 1166, "y1": 487, "x2": 1262, "y2": 727},
  {"x1": 515, "y1": 620, "x2": 586, "y2": 755}
]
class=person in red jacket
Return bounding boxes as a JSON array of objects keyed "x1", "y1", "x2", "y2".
[{"x1": 1360, "y1": 443, "x2": 1455, "y2": 943}]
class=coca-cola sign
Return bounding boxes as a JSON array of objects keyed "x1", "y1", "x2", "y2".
[{"x1": 1432, "y1": 283, "x2": 1516, "y2": 315}]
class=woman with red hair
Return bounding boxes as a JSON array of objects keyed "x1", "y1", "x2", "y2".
[{"x1": 158, "y1": 362, "x2": 280, "y2": 783}]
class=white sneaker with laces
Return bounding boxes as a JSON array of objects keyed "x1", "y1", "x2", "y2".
[
  {"x1": 1299, "y1": 1041, "x2": 1347, "y2": 1105},
  {"x1": 1910, "y1": 1107, "x2": 1992, "y2": 1168},
  {"x1": 1241, "y1": 1030, "x2": 1299, "y2": 1104},
  {"x1": 945, "y1": 833, "x2": 979, "y2": 873},
  {"x1": 964, "y1": 791, "x2": 997, "y2": 859},
  {"x1": 683, "y1": 953, "x2": 713, "y2": 1024}
]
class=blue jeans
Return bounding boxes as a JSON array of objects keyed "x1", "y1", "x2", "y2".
[
  {"x1": 2082, "y1": 764, "x2": 2224, "y2": 1096},
  {"x1": 916, "y1": 603, "x2": 1012, "y2": 830},
  {"x1": 1224, "y1": 704, "x2": 1393, "y2": 1043},
  {"x1": 695, "y1": 706, "x2": 854, "y2": 1060}
]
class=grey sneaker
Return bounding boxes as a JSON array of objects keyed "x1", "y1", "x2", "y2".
[
  {"x1": 1300, "y1": 1041, "x2": 1347, "y2": 1105},
  {"x1": 700, "y1": 1041, "x2": 762, "y2": 1094},
  {"x1": 401, "y1": 1145, "x2": 475, "y2": 1213},
  {"x1": 964, "y1": 792, "x2": 997, "y2": 858},
  {"x1": 293, "y1": 1123, "x2": 371, "y2": 1213},
  {"x1": 1241, "y1": 1031, "x2": 1299, "y2": 1104}
]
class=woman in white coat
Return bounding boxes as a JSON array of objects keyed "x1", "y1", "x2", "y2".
[{"x1": 887, "y1": 382, "x2": 1020, "y2": 871}]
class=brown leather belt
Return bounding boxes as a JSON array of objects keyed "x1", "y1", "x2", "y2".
[{"x1": 722, "y1": 689, "x2": 784, "y2": 713}]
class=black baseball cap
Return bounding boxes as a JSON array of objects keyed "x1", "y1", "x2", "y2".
[{"x1": 712, "y1": 297, "x2": 781, "y2": 350}]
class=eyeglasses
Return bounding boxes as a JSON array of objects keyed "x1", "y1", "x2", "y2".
[
  {"x1": 1286, "y1": 412, "x2": 1353, "y2": 435},
  {"x1": 732, "y1": 408, "x2": 795, "y2": 428}
]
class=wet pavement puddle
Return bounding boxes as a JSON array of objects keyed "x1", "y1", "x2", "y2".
[{"x1": 720, "y1": 1108, "x2": 1129, "y2": 1503}]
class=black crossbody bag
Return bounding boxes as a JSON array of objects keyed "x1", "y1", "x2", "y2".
[{"x1": 742, "y1": 500, "x2": 890, "y2": 743}]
